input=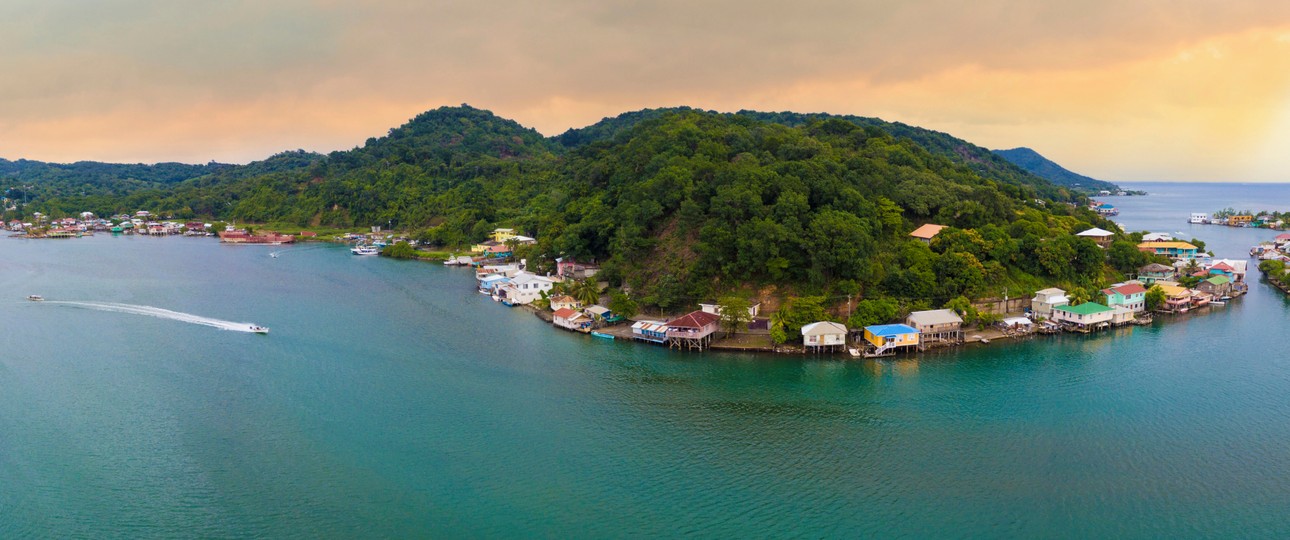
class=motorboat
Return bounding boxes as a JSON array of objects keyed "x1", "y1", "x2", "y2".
[
  {"x1": 351, "y1": 244, "x2": 379, "y2": 256},
  {"x1": 26, "y1": 295, "x2": 43, "y2": 302},
  {"x1": 249, "y1": 325, "x2": 269, "y2": 334}
]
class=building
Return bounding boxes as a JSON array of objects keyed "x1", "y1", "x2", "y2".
[
  {"x1": 550, "y1": 295, "x2": 581, "y2": 311},
  {"x1": 555, "y1": 258, "x2": 600, "y2": 280},
  {"x1": 1051, "y1": 302, "x2": 1115, "y2": 331},
  {"x1": 801, "y1": 321, "x2": 847, "y2": 352},
  {"x1": 1197, "y1": 275, "x2": 1232, "y2": 297},
  {"x1": 1156, "y1": 284, "x2": 1193, "y2": 312},
  {"x1": 1138, "y1": 241, "x2": 1199, "y2": 260},
  {"x1": 1110, "y1": 306, "x2": 1136, "y2": 326},
  {"x1": 584, "y1": 305, "x2": 621, "y2": 324},
  {"x1": 1137, "y1": 263, "x2": 1175, "y2": 284},
  {"x1": 1189, "y1": 213, "x2": 1209, "y2": 224},
  {"x1": 1101, "y1": 283, "x2": 1147, "y2": 313},
  {"x1": 698, "y1": 302, "x2": 762, "y2": 319},
  {"x1": 1031, "y1": 288, "x2": 1070, "y2": 319},
  {"x1": 631, "y1": 320, "x2": 669, "y2": 344},
  {"x1": 553, "y1": 308, "x2": 593, "y2": 333},
  {"x1": 1094, "y1": 203, "x2": 1118, "y2": 216},
  {"x1": 665, "y1": 311, "x2": 721, "y2": 350},
  {"x1": 862, "y1": 324, "x2": 920, "y2": 354},
  {"x1": 909, "y1": 223, "x2": 946, "y2": 244},
  {"x1": 478, "y1": 273, "x2": 510, "y2": 294},
  {"x1": 905, "y1": 309, "x2": 964, "y2": 347},
  {"x1": 1076, "y1": 227, "x2": 1115, "y2": 248},
  {"x1": 1229, "y1": 215, "x2": 1254, "y2": 226},
  {"x1": 1141, "y1": 232, "x2": 1174, "y2": 242},
  {"x1": 1208, "y1": 259, "x2": 1247, "y2": 282},
  {"x1": 496, "y1": 272, "x2": 555, "y2": 305},
  {"x1": 491, "y1": 228, "x2": 517, "y2": 243}
]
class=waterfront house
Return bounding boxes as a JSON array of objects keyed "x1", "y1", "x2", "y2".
[
  {"x1": 551, "y1": 295, "x2": 581, "y2": 311},
  {"x1": 1052, "y1": 302, "x2": 1115, "y2": 331},
  {"x1": 1137, "y1": 263, "x2": 1175, "y2": 284},
  {"x1": 664, "y1": 311, "x2": 721, "y2": 350},
  {"x1": 1076, "y1": 227, "x2": 1115, "y2": 248},
  {"x1": 478, "y1": 273, "x2": 510, "y2": 294},
  {"x1": 1190, "y1": 212, "x2": 1209, "y2": 224},
  {"x1": 1101, "y1": 282, "x2": 1147, "y2": 313},
  {"x1": 553, "y1": 308, "x2": 593, "y2": 333},
  {"x1": 485, "y1": 244, "x2": 513, "y2": 258},
  {"x1": 1157, "y1": 284, "x2": 1193, "y2": 312},
  {"x1": 1142, "y1": 232, "x2": 1174, "y2": 242},
  {"x1": 1110, "y1": 306, "x2": 1136, "y2": 326},
  {"x1": 909, "y1": 223, "x2": 945, "y2": 244},
  {"x1": 1031, "y1": 288, "x2": 1070, "y2": 319},
  {"x1": 801, "y1": 321, "x2": 847, "y2": 352},
  {"x1": 1095, "y1": 203, "x2": 1118, "y2": 216},
  {"x1": 862, "y1": 324, "x2": 920, "y2": 354},
  {"x1": 1138, "y1": 241, "x2": 1199, "y2": 260},
  {"x1": 1197, "y1": 275, "x2": 1232, "y2": 297},
  {"x1": 905, "y1": 309, "x2": 964, "y2": 346},
  {"x1": 631, "y1": 320, "x2": 669, "y2": 344},
  {"x1": 471, "y1": 240, "x2": 501, "y2": 253},
  {"x1": 496, "y1": 272, "x2": 555, "y2": 306},
  {"x1": 1229, "y1": 215, "x2": 1254, "y2": 226},
  {"x1": 584, "y1": 305, "x2": 620, "y2": 324}
]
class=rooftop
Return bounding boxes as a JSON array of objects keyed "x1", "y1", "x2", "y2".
[
  {"x1": 1056, "y1": 302, "x2": 1114, "y2": 315},
  {"x1": 907, "y1": 309, "x2": 964, "y2": 326},
  {"x1": 1076, "y1": 227, "x2": 1115, "y2": 237},
  {"x1": 865, "y1": 323, "x2": 918, "y2": 337},
  {"x1": 909, "y1": 223, "x2": 945, "y2": 240},
  {"x1": 801, "y1": 321, "x2": 847, "y2": 336},
  {"x1": 1138, "y1": 241, "x2": 1198, "y2": 250},
  {"x1": 666, "y1": 310, "x2": 720, "y2": 329}
]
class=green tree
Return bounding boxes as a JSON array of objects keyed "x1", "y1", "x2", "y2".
[
  {"x1": 607, "y1": 289, "x2": 639, "y2": 320},
  {"x1": 1145, "y1": 285, "x2": 1166, "y2": 311},
  {"x1": 1260, "y1": 259, "x2": 1287, "y2": 283},
  {"x1": 575, "y1": 278, "x2": 601, "y2": 307},
  {"x1": 1068, "y1": 287, "x2": 1091, "y2": 306},
  {"x1": 716, "y1": 295, "x2": 753, "y2": 337},
  {"x1": 848, "y1": 298, "x2": 899, "y2": 329},
  {"x1": 943, "y1": 296, "x2": 979, "y2": 325}
]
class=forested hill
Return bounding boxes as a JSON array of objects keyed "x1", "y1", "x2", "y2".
[
  {"x1": 5, "y1": 105, "x2": 1153, "y2": 316},
  {"x1": 0, "y1": 158, "x2": 227, "y2": 203},
  {"x1": 993, "y1": 147, "x2": 1119, "y2": 192}
]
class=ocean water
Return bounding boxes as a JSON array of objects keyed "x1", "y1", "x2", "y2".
[{"x1": 3, "y1": 183, "x2": 1290, "y2": 538}]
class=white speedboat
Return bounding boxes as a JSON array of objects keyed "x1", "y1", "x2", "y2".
[
  {"x1": 351, "y1": 244, "x2": 379, "y2": 256},
  {"x1": 26, "y1": 294, "x2": 43, "y2": 302},
  {"x1": 249, "y1": 325, "x2": 269, "y2": 334}
]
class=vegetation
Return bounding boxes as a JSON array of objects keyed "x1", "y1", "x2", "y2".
[
  {"x1": 992, "y1": 147, "x2": 1120, "y2": 192},
  {"x1": 1259, "y1": 259, "x2": 1287, "y2": 284},
  {"x1": 5, "y1": 105, "x2": 1149, "y2": 329},
  {"x1": 716, "y1": 295, "x2": 754, "y2": 336},
  {"x1": 1145, "y1": 285, "x2": 1167, "y2": 311}
]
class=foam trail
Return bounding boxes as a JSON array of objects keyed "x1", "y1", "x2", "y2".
[{"x1": 46, "y1": 301, "x2": 262, "y2": 332}]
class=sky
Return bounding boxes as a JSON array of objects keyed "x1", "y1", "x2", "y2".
[{"x1": 3, "y1": 0, "x2": 1290, "y2": 181}]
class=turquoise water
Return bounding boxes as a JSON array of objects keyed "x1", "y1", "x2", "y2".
[{"x1": 4, "y1": 183, "x2": 1290, "y2": 537}]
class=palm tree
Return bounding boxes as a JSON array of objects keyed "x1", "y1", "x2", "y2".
[
  {"x1": 1069, "y1": 287, "x2": 1091, "y2": 306},
  {"x1": 575, "y1": 278, "x2": 600, "y2": 307}
]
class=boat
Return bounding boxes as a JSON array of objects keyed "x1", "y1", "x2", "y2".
[
  {"x1": 351, "y1": 244, "x2": 379, "y2": 256},
  {"x1": 591, "y1": 331, "x2": 615, "y2": 340},
  {"x1": 1209, "y1": 300, "x2": 1226, "y2": 306},
  {"x1": 249, "y1": 325, "x2": 269, "y2": 334},
  {"x1": 26, "y1": 295, "x2": 43, "y2": 302}
]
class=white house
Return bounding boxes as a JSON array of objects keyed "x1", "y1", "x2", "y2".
[
  {"x1": 1076, "y1": 227, "x2": 1115, "y2": 248},
  {"x1": 497, "y1": 272, "x2": 555, "y2": 305},
  {"x1": 1142, "y1": 232, "x2": 1174, "y2": 242},
  {"x1": 699, "y1": 302, "x2": 762, "y2": 319},
  {"x1": 801, "y1": 321, "x2": 847, "y2": 351},
  {"x1": 1051, "y1": 302, "x2": 1115, "y2": 329},
  {"x1": 1031, "y1": 288, "x2": 1070, "y2": 319}
]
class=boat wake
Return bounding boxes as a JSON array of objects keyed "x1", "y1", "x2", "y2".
[{"x1": 45, "y1": 301, "x2": 265, "y2": 333}]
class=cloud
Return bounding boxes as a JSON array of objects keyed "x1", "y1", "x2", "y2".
[{"x1": 3, "y1": 0, "x2": 1290, "y2": 180}]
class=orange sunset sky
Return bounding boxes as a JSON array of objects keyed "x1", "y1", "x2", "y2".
[{"x1": 4, "y1": 0, "x2": 1290, "y2": 181}]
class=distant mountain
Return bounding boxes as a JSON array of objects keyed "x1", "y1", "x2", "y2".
[{"x1": 992, "y1": 147, "x2": 1118, "y2": 192}]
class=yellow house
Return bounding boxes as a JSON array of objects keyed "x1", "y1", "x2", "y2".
[
  {"x1": 491, "y1": 228, "x2": 517, "y2": 243},
  {"x1": 1229, "y1": 215, "x2": 1253, "y2": 225},
  {"x1": 863, "y1": 324, "x2": 920, "y2": 348}
]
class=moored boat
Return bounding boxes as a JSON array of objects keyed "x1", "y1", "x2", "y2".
[{"x1": 351, "y1": 244, "x2": 379, "y2": 256}]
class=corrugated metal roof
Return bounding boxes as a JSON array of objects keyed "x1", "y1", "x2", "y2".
[
  {"x1": 865, "y1": 324, "x2": 918, "y2": 336},
  {"x1": 907, "y1": 309, "x2": 963, "y2": 326}
]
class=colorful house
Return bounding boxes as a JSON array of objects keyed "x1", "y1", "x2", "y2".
[
  {"x1": 1137, "y1": 263, "x2": 1175, "y2": 284},
  {"x1": 801, "y1": 321, "x2": 847, "y2": 351},
  {"x1": 1051, "y1": 302, "x2": 1115, "y2": 330},
  {"x1": 491, "y1": 228, "x2": 517, "y2": 243},
  {"x1": 496, "y1": 272, "x2": 555, "y2": 305},
  {"x1": 584, "y1": 305, "x2": 621, "y2": 324},
  {"x1": 1101, "y1": 282, "x2": 1147, "y2": 313},
  {"x1": 1229, "y1": 215, "x2": 1254, "y2": 226},
  {"x1": 631, "y1": 320, "x2": 669, "y2": 344},
  {"x1": 1138, "y1": 241, "x2": 1199, "y2": 260},
  {"x1": 1156, "y1": 284, "x2": 1193, "y2": 312},
  {"x1": 862, "y1": 324, "x2": 920, "y2": 353}
]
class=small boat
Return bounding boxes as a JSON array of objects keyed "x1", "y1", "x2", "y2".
[
  {"x1": 26, "y1": 294, "x2": 43, "y2": 302},
  {"x1": 591, "y1": 331, "x2": 615, "y2": 340},
  {"x1": 351, "y1": 244, "x2": 379, "y2": 256},
  {"x1": 249, "y1": 325, "x2": 269, "y2": 334},
  {"x1": 1209, "y1": 300, "x2": 1226, "y2": 306}
]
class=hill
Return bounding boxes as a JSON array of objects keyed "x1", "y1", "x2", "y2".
[
  {"x1": 4, "y1": 106, "x2": 1151, "y2": 322},
  {"x1": 992, "y1": 147, "x2": 1119, "y2": 192}
]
